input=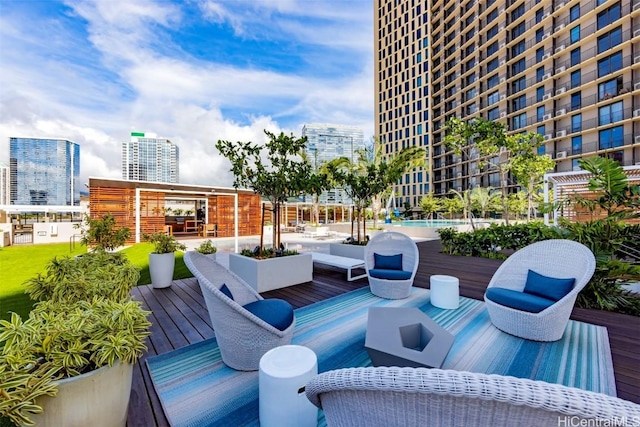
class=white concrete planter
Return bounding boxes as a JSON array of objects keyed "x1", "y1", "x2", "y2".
[
  {"x1": 329, "y1": 243, "x2": 366, "y2": 260},
  {"x1": 29, "y1": 361, "x2": 133, "y2": 427},
  {"x1": 149, "y1": 252, "x2": 176, "y2": 288},
  {"x1": 229, "y1": 252, "x2": 313, "y2": 292}
]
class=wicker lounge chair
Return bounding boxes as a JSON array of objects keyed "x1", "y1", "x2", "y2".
[
  {"x1": 306, "y1": 367, "x2": 640, "y2": 427},
  {"x1": 364, "y1": 231, "x2": 419, "y2": 299},
  {"x1": 183, "y1": 251, "x2": 295, "y2": 370},
  {"x1": 484, "y1": 239, "x2": 596, "y2": 341}
]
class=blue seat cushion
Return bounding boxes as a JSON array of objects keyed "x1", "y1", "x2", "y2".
[
  {"x1": 242, "y1": 299, "x2": 294, "y2": 331},
  {"x1": 523, "y1": 269, "x2": 575, "y2": 302},
  {"x1": 368, "y1": 269, "x2": 412, "y2": 280},
  {"x1": 486, "y1": 287, "x2": 555, "y2": 313},
  {"x1": 374, "y1": 253, "x2": 403, "y2": 270},
  {"x1": 219, "y1": 284, "x2": 234, "y2": 300}
]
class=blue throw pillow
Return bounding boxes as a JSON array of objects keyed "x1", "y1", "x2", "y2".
[
  {"x1": 243, "y1": 299, "x2": 294, "y2": 331},
  {"x1": 486, "y1": 287, "x2": 555, "y2": 313},
  {"x1": 219, "y1": 284, "x2": 234, "y2": 300},
  {"x1": 523, "y1": 269, "x2": 575, "y2": 302},
  {"x1": 374, "y1": 253, "x2": 403, "y2": 270}
]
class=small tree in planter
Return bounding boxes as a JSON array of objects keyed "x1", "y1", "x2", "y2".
[
  {"x1": 74, "y1": 213, "x2": 131, "y2": 251},
  {"x1": 216, "y1": 130, "x2": 323, "y2": 255},
  {"x1": 143, "y1": 232, "x2": 187, "y2": 288},
  {"x1": 0, "y1": 251, "x2": 150, "y2": 426}
]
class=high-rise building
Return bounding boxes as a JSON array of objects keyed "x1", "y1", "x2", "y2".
[
  {"x1": 9, "y1": 137, "x2": 80, "y2": 206},
  {"x1": 122, "y1": 131, "x2": 179, "y2": 183},
  {"x1": 374, "y1": 0, "x2": 640, "y2": 206},
  {"x1": 0, "y1": 163, "x2": 10, "y2": 205},
  {"x1": 302, "y1": 123, "x2": 366, "y2": 203}
]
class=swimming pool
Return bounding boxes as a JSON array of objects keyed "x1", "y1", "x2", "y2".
[{"x1": 394, "y1": 220, "x2": 476, "y2": 228}]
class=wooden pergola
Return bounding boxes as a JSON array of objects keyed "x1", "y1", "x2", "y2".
[
  {"x1": 543, "y1": 165, "x2": 640, "y2": 225},
  {"x1": 88, "y1": 178, "x2": 262, "y2": 250}
]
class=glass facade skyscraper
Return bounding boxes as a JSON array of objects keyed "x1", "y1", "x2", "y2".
[
  {"x1": 9, "y1": 137, "x2": 80, "y2": 206},
  {"x1": 302, "y1": 123, "x2": 365, "y2": 204},
  {"x1": 121, "y1": 131, "x2": 179, "y2": 183}
]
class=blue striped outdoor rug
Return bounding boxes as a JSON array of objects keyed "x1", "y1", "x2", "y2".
[{"x1": 147, "y1": 287, "x2": 615, "y2": 427}]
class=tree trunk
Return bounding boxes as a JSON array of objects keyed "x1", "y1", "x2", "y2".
[
  {"x1": 501, "y1": 170, "x2": 510, "y2": 226},
  {"x1": 466, "y1": 191, "x2": 476, "y2": 230}
]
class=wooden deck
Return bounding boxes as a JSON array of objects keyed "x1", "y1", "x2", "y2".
[{"x1": 127, "y1": 240, "x2": 640, "y2": 427}]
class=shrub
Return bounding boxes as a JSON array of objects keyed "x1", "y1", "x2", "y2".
[
  {"x1": 143, "y1": 232, "x2": 187, "y2": 254},
  {"x1": 195, "y1": 240, "x2": 217, "y2": 255}
]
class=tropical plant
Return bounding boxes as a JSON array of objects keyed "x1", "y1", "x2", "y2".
[
  {"x1": 448, "y1": 188, "x2": 471, "y2": 222},
  {"x1": 143, "y1": 232, "x2": 187, "y2": 254},
  {"x1": 74, "y1": 213, "x2": 130, "y2": 251},
  {"x1": 0, "y1": 252, "x2": 151, "y2": 426},
  {"x1": 216, "y1": 130, "x2": 321, "y2": 253},
  {"x1": 445, "y1": 117, "x2": 547, "y2": 224},
  {"x1": 327, "y1": 139, "x2": 425, "y2": 243},
  {"x1": 440, "y1": 197, "x2": 464, "y2": 220},
  {"x1": 419, "y1": 193, "x2": 441, "y2": 220},
  {"x1": 195, "y1": 240, "x2": 217, "y2": 255},
  {"x1": 469, "y1": 186, "x2": 500, "y2": 219}
]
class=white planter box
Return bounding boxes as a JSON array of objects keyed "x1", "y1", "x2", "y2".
[
  {"x1": 329, "y1": 243, "x2": 366, "y2": 260},
  {"x1": 229, "y1": 253, "x2": 313, "y2": 292},
  {"x1": 149, "y1": 252, "x2": 176, "y2": 288},
  {"x1": 31, "y1": 361, "x2": 133, "y2": 427}
]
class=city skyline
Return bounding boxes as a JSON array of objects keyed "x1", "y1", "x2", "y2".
[{"x1": 0, "y1": 0, "x2": 374, "y2": 188}]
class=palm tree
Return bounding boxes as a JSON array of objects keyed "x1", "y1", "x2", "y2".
[
  {"x1": 419, "y1": 194, "x2": 441, "y2": 220},
  {"x1": 327, "y1": 139, "x2": 425, "y2": 242},
  {"x1": 470, "y1": 186, "x2": 499, "y2": 219},
  {"x1": 355, "y1": 139, "x2": 425, "y2": 229}
]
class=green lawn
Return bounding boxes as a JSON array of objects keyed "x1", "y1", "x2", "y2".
[{"x1": 0, "y1": 243, "x2": 192, "y2": 321}]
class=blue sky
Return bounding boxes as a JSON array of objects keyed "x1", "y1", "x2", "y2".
[{"x1": 0, "y1": 0, "x2": 373, "y2": 187}]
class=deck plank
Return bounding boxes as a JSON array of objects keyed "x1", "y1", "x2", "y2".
[{"x1": 126, "y1": 240, "x2": 640, "y2": 426}]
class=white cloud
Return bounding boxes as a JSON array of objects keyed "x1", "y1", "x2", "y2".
[{"x1": 0, "y1": 0, "x2": 374, "y2": 190}]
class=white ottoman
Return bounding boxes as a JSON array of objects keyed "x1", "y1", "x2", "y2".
[
  {"x1": 430, "y1": 275, "x2": 460, "y2": 309},
  {"x1": 259, "y1": 345, "x2": 318, "y2": 427}
]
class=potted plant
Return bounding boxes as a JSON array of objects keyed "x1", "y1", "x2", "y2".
[
  {"x1": 216, "y1": 130, "x2": 319, "y2": 291},
  {"x1": 0, "y1": 251, "x2": 151, "y2": 427},
  {"x1": 144, "y1": 232, "x2": 187, "y2": 289},
  {"x1": 195, "y1": 239, "x2": 217, "y2": 259}
]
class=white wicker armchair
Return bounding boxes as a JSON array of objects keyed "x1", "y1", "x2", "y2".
[
  {"x1": 364, "y1": 232, "x2": 419, "y2": 299},
  {"x1": 484, "y1": 239, "x2": 596, "y2": 341},
  {"x1": 183, "y1": 251, "x2": 295, "y2": 371},
  {"x1": 306, "y1": 367, "x2": 640, "y2": 427}
]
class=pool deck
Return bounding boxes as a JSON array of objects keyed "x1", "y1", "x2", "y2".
[{"x1": 126, "y1": 239, "x2": 640, "y2": 427}]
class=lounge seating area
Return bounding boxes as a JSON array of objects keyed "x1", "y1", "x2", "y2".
[{"x1": 128, "y1": 239, "x2": 640, "y2": 426}]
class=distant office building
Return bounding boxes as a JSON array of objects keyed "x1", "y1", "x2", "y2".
[
  {"x1": 302, "y1": 123, "x2": 365, "y2": 204},
  {"x1": 0, "y1": 163, "x2": 9, "y2": 205},
  {"x1": 9, "y1": 137, "x2": 80, "y2": 206},
  {"x1": 122, "y1": 131, "x2": 179, "y2": 183},
  {"x1": 375, "y1": 0, "x2": 640, "y2": 207}
]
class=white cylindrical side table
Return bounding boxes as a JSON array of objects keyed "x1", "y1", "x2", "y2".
[
  {"x1": 430, "y1": 275, "x2": 460, "y2": 309},
  {"x1": 259, "y1": 345, "x2": 318, "y2": 427}
]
